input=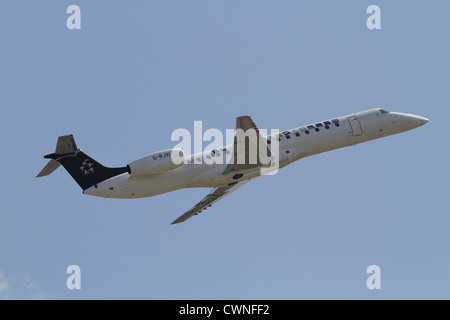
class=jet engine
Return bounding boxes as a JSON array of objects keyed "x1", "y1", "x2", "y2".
[{"x1": 127, "y1": 148, "x2": 185, "y2": 176}]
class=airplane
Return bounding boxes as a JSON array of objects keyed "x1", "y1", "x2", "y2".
[{"x1": 37, "y1": 108, "x2": 428, "y2": 224}]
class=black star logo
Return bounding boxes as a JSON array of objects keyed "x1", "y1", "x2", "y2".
[{"x1": 80, "y1": 159, "x2": 94, "y2": 175}]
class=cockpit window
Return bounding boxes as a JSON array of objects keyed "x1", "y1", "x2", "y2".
[{"x1": 379, "y1": 109, "x2": 390, "y2": 114}]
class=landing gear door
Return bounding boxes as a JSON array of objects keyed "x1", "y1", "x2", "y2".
[{"x1": 347, "y1": 116, "x2": 363, "y2": 136}]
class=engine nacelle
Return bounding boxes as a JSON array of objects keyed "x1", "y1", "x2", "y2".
[{"x1": 127, "y1": 148, "x2": 185, "y2": 176}]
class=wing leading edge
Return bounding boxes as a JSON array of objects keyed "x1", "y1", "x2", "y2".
[{"x1": 170, "y1": 181, "x2": 249, "y2": 224}]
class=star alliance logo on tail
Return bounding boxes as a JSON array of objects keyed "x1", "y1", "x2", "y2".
[{"x1": 80, "y1": 159, "x2": 94, "y2": 175}]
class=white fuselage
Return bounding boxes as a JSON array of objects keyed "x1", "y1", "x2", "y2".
[{"x1": 84, "y1": 109, "x2": 428, "y2": 199}]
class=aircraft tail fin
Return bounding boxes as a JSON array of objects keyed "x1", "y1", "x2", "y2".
[{"x1": 37, "y1": 135, "x2": 129, "y2": 190}]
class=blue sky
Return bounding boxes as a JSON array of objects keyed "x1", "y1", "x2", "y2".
[{"x1": 0, "y1": 1, "x2": 448, "y2": 299}]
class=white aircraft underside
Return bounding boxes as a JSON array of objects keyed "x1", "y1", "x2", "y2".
[{"x1": 37, "y1": 108, "x2": 428, "y2": 224}]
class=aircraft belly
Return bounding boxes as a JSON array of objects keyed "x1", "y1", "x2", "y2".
[
  {"x1": 186, "y1": 165, "x2": 231, "y2": 188},
  {"x1": 85, "y1": 172, "x2": 186, "y2": 199},
  {"x1": 186, "y1": 165, "x2": 262, "y2": 188}
]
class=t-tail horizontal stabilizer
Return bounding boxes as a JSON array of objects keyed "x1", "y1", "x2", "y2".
[{"x1": 36, "y1": 135, "x2": 78, "y2": 177}]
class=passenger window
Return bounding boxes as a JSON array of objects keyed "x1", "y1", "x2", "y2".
[
  {"x1": 305, "y1": 130, "x2": 310, "y2": 134},
  {"x1": 335, "y1": 123, "x2": 340, "y2": 127},
  {"x1": 295, "y1": 132, "x2": 300, "y2": 137},
  {"x1": 315, "y1": 128, "x2": 319, "y2": 132}
]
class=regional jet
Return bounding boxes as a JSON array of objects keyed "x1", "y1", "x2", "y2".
[{"x1": 37, "y1": 108, "x2": 428, "y2": 224}]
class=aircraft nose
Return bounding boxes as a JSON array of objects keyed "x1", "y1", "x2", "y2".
[
  {"x1": 394, "y1": 113, "x2": 428, "y2": 131},
  {"x1": 408, "y1": 115, "x2": 429, "y2": 127}
]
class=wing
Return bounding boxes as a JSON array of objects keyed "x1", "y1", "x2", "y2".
[
  {"x1": 170, "y1": 181, "x2": 249, "y2": 224},
  {"x1": 224, "y1": 115, "x2": 272, "y2": 173}
]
